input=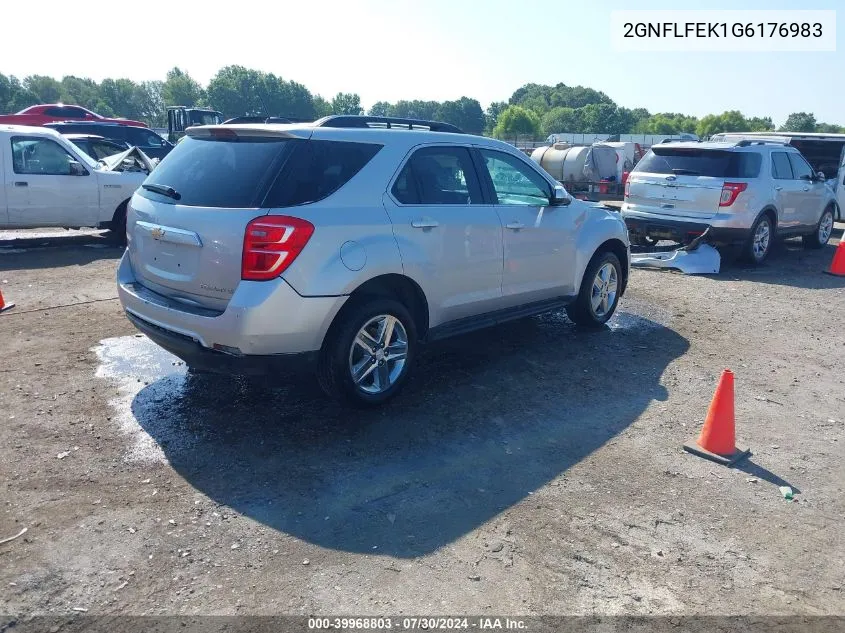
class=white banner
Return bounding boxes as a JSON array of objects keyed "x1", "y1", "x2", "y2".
[{"x1": 611, "y1": 10, "x2": 836, "y2": 52}]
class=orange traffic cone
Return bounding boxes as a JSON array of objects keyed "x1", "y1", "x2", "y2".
[
  {"x1": 0, "y1": 287, "x2": 14, "y2": 313},
  {"x1": 824, "y1": 240, "x2": 845, "y2": 277},
  {"x1": 683, "y1": 369, "x2": 751, "y2": 466}
]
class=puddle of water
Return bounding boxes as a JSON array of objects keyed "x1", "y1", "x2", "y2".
[{"x1": 93, "y1": 335, "x2": 190, "y2": 463}]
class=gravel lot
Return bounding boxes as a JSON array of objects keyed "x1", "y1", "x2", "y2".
[{"x1": 0, "y1": 227, "x2": 843, "y2": 620}]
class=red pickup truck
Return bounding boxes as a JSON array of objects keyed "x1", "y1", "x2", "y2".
[{"x1": 0, "y1": 104, "x2": 147, "y2": 128}]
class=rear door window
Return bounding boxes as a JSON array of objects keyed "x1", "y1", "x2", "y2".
[
  {"x1": 771, "y1": 152, "x2": 794, "y2": 180},
  {"x1": 636, "y1": 148, "x2": 761, "y2": 178},
  {"x1": 787, "y1": 153, "x2": 813, "y2": 180},
  {"x1": 392, "y1": 147, "x2": 482, "y2": 205},
  {"x1": 138, "y1": 136, "x2": 294, "y2": 208},
  {"x1": 266, "y1": 140, "x2": 381, "y2": 207}
]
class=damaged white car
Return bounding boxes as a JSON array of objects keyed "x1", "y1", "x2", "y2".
[{"x1": 0, "y1": 125, "x2": 154, "y2": 243}]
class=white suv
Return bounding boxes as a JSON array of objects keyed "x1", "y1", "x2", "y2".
[
  {"x1": 623, "y1": 140, "x2": 838, "y2": 264},
  {"x1": 117, "y1": 116, "x2": 630, "y2": 406}
]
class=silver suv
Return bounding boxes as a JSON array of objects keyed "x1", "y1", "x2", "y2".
[
  {"x1": 117, "y1": 116, "x2": 630, "y2": 406},
  {"x1": 622, "y1": 140, "x2": 838, "y2": 264}
]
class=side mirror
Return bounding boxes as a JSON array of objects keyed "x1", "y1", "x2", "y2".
[
  {"x1": 550, "y1": 184, "x2": 571, "y2": 206},
  {"x1": 69, "y1": 161, "x2": 88, "y2": 176}
]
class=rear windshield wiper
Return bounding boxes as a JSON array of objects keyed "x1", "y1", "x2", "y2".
[
  {"x1": 142, "y1": 183, "x2": 181, "y2": 200},
  {"x1": 670, "y1": 168, "x2": 700, "y2": 175}
]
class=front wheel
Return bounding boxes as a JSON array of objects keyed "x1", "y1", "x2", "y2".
[
  {"x1": 318, "y1": 298, "x2": 418, "y2": 407},
  {"x1": 566, "y1": 251, "x2": 623, "y2": 327},
  {"x1": 803, "y1": 206, "x2": 834, "y2": 249}
]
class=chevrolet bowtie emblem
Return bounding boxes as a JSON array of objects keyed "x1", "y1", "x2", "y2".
[{"x1": 150, "y1": 227, "x2": 166, "y2": 240}]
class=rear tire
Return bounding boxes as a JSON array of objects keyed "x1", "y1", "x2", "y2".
[
  {"x1": 107, "y1": 203, "x2": 128, "y2": 246},
  {"x1": 565, "y1": 250, "x2": 623, "y2": 328},
  {"x1": 741, "y1": 213, "x2": 774, "y2": 265},
  {"x1": 317, "y1": 298, "x2": 417, "y2": 407},
  {"x1": 802, "y1": 206, "x2": 834, "y2": 249}
]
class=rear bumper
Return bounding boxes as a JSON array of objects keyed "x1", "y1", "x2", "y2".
[
  {"x1": 623, "y1": 216, "x2": 750, "y2": 244},
  {"x1": 125, "y1": 311, "x2": 318, "y2": 375},
  {"x1": 116, "y1": 251, "x2": 348, "y2": 365}
]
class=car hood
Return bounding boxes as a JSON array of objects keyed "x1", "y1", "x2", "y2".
[{"x1": 97, "y1": 147, "x2": 157, "y2": 174}]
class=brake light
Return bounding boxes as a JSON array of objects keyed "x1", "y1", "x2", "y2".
[
  {"x1": 242, "y1": 215, "x2": 314, "y2": 281},
  {"x1": 719, "y1": 182, "x2": 747, "y2": 207}
]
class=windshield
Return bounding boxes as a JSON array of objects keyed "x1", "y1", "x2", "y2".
[
  {"x1": 635, "y1": 148, "x2": 761, "y2": 178},
  {"x1": 188, "y1": 111, "x2": 224, "y2": 126}
]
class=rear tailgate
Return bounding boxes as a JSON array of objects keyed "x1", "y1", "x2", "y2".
[
  {"x1": 627, "y1": 145, "x2": 760, "y2": 220},
  {"x1": 627, "y1": 173, "x2": 723, "y2": 220},
  {"x1": 128, "y1": 196, "x2": 268, "y2": 312},
  {"x1": 126, "y1": 128, "x2": 305, "y2": 312}
]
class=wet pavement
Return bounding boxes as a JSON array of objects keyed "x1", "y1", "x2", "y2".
[{"x1": 93, "y1": 301, "x2": 687, "y2": 558}]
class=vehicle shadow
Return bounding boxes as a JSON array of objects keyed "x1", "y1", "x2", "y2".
[
  {"x1": 711, "y1": 237, "x2": 844, "y2": 290},
  {"x1": 130, "y1": 308, "x2": 688, "y2": 558},
  {"x1": 0, "y1": 238, "x2": 123, "y2": 271}
]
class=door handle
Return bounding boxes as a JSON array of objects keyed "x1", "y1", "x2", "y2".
[
  {"x1": 803, "y1": 187, "x2": 810, "y2": 192},
  {"x1": 14, "y1": 181, "x2": 28, "y2": 187},
  {"x1": 411, "y1": 219, "x2": 439, "y2": 229},
  {"x1": 774, "y1": 186, "x2": 783, "y2": 191},
  {"x1": 505, "y1": 222, "x2": 525, "y2": 230}
]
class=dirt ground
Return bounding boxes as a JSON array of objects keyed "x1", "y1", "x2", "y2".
[{"x1": 0, "y1": 226, "x2": 843, "y2": 621}]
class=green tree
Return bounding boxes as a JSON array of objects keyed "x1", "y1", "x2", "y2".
[
  {"x1": 4, "y1": 75, "x2": 36, "y2": 112},
  {"x1": 510, "y1": 82, "x2": 614, "y2": 115},
  {"x1": 781, "y1": 112, "x2": 817, "y2": 132},
  {"x1": 485, "y1": 101, "x2": 507, "y2": 134},
  {"x1": 816, "y1": 122, "x2": 844, "y2": 133},
  {"x1": 746, "y1": 116, "x2": 774, "y2": 132},
  {"x1": 635, "y1": 112, "x2": 699, "y2": 135},
  {"x1": 99, "y1": 78, "x2": 146, "y2": 121},
  {"x1": 492, "y1": 105, "x2": 540, "y2": 140},
  {"x1": 695, "y1": 110, "x2": 748, "y2": 138},
  {"x1": 313, "y1": 95, "x2": 333, "y2": 118},
  {"x1": 390, "y1": 100, "x2": 440, "y2": 120},
  {"x1": 331, "y1": 92, "x2": 363, "y2": 115},
  {"x1": 23, "y1": 75, "x2": 62, "y2": 103},
  {"x1": 368, "y1": 101, "x2": 392, "y2": 117},
  {"x1": 137, "y1": 81, "x2": 165, "y2": 127},
  {"x1": 580, "y1": 103, "x2": 626, "y2": 133},
  {"x1": 541, "y1": 107, "x2": 584, "y2": 137},
  {"x1": 435, "y1": 97, "x2": 484, "y2": 134},
  {"x1": 206, "y1": 65, "x2": 262, "y2": 116},
  {"x1": 59, "y1": 76, "x2": 100, "y2": 109},
  {"x1": 161, "y1": 67, "x2": 203, "y2": 108}
]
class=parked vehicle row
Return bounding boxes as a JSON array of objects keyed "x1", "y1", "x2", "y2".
[{"x1": 116, "y1": 115, "x2": 631, "y2": 406}]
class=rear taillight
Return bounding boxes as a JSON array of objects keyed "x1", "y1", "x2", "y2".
[
  {"x1": 719, "y1": 182, "x2": 747, "y2": 207},
  {"x1": 242, "y1": 215, "x2": 314, "y2": 281}
]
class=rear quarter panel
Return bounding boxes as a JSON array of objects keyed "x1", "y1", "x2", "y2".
[{"x1": 278, "y1": 144, "x2": 405, "y2": 297}]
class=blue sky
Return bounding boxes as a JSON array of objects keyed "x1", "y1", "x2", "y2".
[{"x1": 0, "y1": 0, "x2": 841, "y2": 125}]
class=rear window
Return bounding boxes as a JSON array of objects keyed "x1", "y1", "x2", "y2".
[
  {"x1": 139, "y1": 136, "x2": 293, "y2": 208},
  {"x1": 635, "y1": 148, "x2": 762, "y2": 178}
]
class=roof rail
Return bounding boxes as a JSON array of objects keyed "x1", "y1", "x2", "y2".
[
  {"x1": 735, "y1": 139, "x2": 790, "y2": 147},
  {"x1": 660, "y1": 138, "x2": 697, "y2": 144},
  {"x1": 314, "y1": 115, "x2": 464, "y2": 134}
]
